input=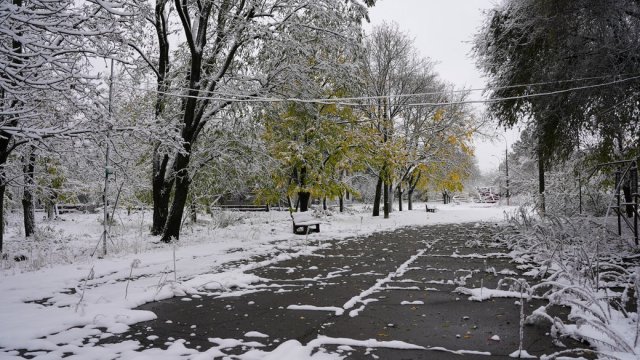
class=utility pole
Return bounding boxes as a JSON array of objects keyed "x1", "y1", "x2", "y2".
[
  {"x1": 505, "y1": 141, "x2": 510, "y2": 206},
  {"x1": 498, "y1": 132, "x2": 510, "y2": 206},
  {"x1": 383, "y1": 93, "x2": 392, "y2": 219}
]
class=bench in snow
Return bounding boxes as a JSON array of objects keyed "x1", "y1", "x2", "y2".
[
  {"x1": 426, "y1": 204, "x2": 437, "y2": 213},
  {"x1": 291, "y1": 212, "x2": 320, "y2": 235}
]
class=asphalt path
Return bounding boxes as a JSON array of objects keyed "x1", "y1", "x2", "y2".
[{"x1": 105, "y1": 222, "x2": 592, "y2": 359}]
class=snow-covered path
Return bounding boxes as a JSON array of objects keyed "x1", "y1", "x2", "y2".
[{"x1": 94, "y1": 224, "x2": 586, "y2": 359}]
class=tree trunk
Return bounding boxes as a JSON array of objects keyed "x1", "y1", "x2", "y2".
[
  {"x1": 0, "y1": 148, "x2": 9, "y2": 253},
  {"x1": 397, "y1": 182, "x2": 403, "y2": 211},
  {"x1": 408, "y1": 189, "x2": 413, "y2": 210},
  {"x1": 22, "y1": 147, "x2": 36, "y2": 237},
  {"x1": 383, "y1": 181, "x2": 389, "y2": 219},
  {"x1": 190, "y1": 201, "x2": 197, "y2": 223},
  {"x1": 151, "y1": 152, "x2": 171, "y2": 235},
  {"x1": 623, "y1": 179, "x2": 634, "y2": 218},
  {"x1": 159, "y1": 0, "x2": 214, "y2": 243},
  {"x1": 339, "y1": 194, "x2": 344, "y2": 213},
  {"x1": 0, "y1": 22, "x2": 22, "y2": 251},
  {"x1": 42, "y1": 161, "x2": 58, "y2": 220},
  {"x1": 538, "y1": 148, "x2": 545, "y2": 216},
  {"x1": 0, "y1": 183, "x2": 5, "y2": 253},
  {"x1": 298, "y1": 191, "x2": 311, "y2": 212},
  {"x1": 161, "y1": 152, "x2": 191, "y2": 242},
  {"x1": 158, "y1": 29, "x2": 207, "y2": 242},
  {"x1": 322, "y1": 197, "x2": 327, "y2": 211},
  {"x1": 298, "y1": 166, "x2": 310, "y2": 212},
  {"x1": 373, "y1": 175, "x2": 382, "y2": 216},
  {"x1": 150, "y1": 0, "x2": 172, "y2": 236},
  {"x1": 407, "y1": 172, "x2": 420, "y2": 211},
  {"x1": 46, "y1": 200, "x2": 54, "y2": 220}
]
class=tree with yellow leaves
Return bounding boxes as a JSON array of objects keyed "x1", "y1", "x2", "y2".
[
  {"x1": 261, "y1": 100, "x2": 373, "y2": 212},
  {"x1": 359, "y1": 23, "x2": 440, "y2": 218},
  {"x1": 396, "y1": 89, "x2": 477, "y2": 210}
]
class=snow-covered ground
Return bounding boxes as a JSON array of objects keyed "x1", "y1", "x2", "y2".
[
  {"x1": 2, "y1": 203, "x2": 639, "y2": 359},
  {"x1": 0, "y1": 202, "x2": 509, "y2": 359}
]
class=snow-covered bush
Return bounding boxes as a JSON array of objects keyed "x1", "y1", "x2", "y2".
[
  {"x1": 500, "y1": 132, "x2": 611, "y2": 218},
  {"x1": 496, "y1": 212, "x2": 640, "y2": 358},
  {"x1": 209, "y1": 210, "x2": 244, "y2": 229},
  {"x1": 2, "y1": 225, "x2": 84, "y2": 271}
]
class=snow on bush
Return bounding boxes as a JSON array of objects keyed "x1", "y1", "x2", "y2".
[{"x1": 493, "y1": 208, "x2": 640, "y2": 359}]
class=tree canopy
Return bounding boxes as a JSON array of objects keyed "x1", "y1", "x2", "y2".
[{"x1": 475, "y1": 0, "x2": 640, "y2": 163}]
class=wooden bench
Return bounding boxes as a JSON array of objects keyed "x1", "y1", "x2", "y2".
[
  {"x1": 52, "y1": 204, "x2": 96, "y2": 214},
  {"x1": 426, "y1": 204, "x2": 437, "y2": 213},
  {"x1": 212, "y1": 204, "x2": 270, "y2": 212},
  {"x1": 291, "y1": 212, "x2": 320, "y2": 235}
]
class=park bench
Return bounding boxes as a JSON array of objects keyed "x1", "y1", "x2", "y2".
[
  {"x1": 426, "y1": 204, "x2": 437, "y2": 213},
  {"x1": 291, "y1": 211, "x2": 321, "y2": 235},
  {"x1": 452, "y1": 195, "x2": 470, "y2": 204},
  {"x1": 58, "y1": 204, "x2": 82, "y2": 214},
  {"x1": 35, "y1": 204, "x2": 97, "y2": 216},
  {"x1": 211, "y1": 204, "x2": 270, "y2": 212},
  {"x1": 46, "y1": 204, "x2": 96, "y2": 214}
]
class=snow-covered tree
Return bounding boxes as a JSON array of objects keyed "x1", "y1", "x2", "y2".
[
  {"x1": 0, "y1": 0, "x2": 126, "y2": 251},
  {"x1": 257, "y1": 10, "x2": 374, "y2": 213},
  {"x1": 118, "y1": 0, "x2": 178, "y2": 236},
  {"x1": 261, "y1": 100, "x2": 374, "y2": 212},
  {"x1": 475, "y1": 0, "x2": 640, "y2": 213},
  {"x1": 359, "y1": 23, "x2": 430, "y2": 218},
  {"x1": 122, "y1": 0, "x2": 376, "y2": 242},
  {"x1": 358, "y1": 23, "x2": 477, "y2": 215},
  {"x1": 394, "y1": 83, "x2": 476, "y2": 210}
]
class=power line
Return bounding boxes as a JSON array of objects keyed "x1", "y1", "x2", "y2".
[
  {"x1": 400, "y1": 74, "x2": 640, "y2": 107},
  {"x1": 112, "y1": 73, "x2": 640, "y2": 107},
  {"x1": 112, "y1": 71, "x2": 640, "y2": 101}
]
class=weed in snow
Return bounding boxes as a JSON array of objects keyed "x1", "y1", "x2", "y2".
[{"x1": 125, "y1": 259, "x2": 141, "y2": 300}]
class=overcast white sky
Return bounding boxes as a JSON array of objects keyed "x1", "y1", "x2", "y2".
[{"x1": 366, "y1": 0, "x2": 518, "y2": 174}]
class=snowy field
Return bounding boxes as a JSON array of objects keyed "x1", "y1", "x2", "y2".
[{"x1": 0, "y1": 203, "x2": 510, "y2": 359}]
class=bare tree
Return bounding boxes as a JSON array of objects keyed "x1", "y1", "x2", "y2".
[{"x1": 360, "y1": 23, "x2": 435, "y2": 218}]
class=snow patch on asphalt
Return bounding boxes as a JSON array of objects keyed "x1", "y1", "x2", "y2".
[{"x1": 287, "y1": 304, "x2": 345, "y2": 316}]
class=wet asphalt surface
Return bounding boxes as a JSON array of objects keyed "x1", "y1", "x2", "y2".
[{"x1": 103, "y1": 223, "x2": 592, "y2": 359}]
